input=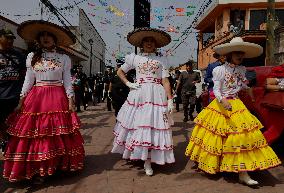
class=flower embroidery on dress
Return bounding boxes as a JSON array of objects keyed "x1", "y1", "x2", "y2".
[
  {"x1": 224, "y1": 71, "x2": 246, "y2": 89},
  {"x1": 33, "y1": 59, "x2": 62, "y2": 72},
  {"x1": 138, "y1": 59, "x2": 160, "y2": 75},
  {"x1": 33, "y1": 52, "x2": 63, "y2": 72}
]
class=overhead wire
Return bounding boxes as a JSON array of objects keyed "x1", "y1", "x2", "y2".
[{"x1": 169, "y1": 0, "x2": 213, "y2": 53}]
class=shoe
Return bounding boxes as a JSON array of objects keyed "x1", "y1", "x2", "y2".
[
  {"x1": 183, "y1": 117, "x2": 188, "y2": 122},
  {"x1": 144, "y1": 160, "x2": 153, "y2": 176},
  {"x1": 33, "y1": 176, "x2": 46, "y2": 185},
  {"x1": 239, "y1": 172, "x2": 259, "y2": 186}
]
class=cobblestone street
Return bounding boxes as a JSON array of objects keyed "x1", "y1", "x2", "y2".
[{"x1": 0, "y1": 102, "x2": 284, "y2": 193}]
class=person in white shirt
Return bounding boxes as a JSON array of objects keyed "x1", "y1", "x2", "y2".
[
  {"x1": 185, "y1": 37, "x2": 281, "y2": 186},
  {"x1": 3, "y1": 20, "x2": 85, "y2": 183},
  {"x1": 111, "y1": 27, "x2": 175, "y2": 176}
]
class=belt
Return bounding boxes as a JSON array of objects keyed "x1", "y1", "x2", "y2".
[
  {"x1": 35, "y1": 81, "x2": 63, "y2": 87},
  {"x1": 138, "y1": 77, "x2": 162, "y2": 84}
]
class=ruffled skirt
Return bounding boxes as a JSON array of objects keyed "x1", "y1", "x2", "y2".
[
  {"x1": 3, "y1": 85, "x2": 85, "y2": 182},
  {"x1": 111, "y1": 84, "x2": 175, "y2": 165},
  {"x1": 185, "y1": 99, "x2": 281, "y2": 174}
]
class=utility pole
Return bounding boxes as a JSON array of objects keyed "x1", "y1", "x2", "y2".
[
  {"x1": 134, "y1": 0, "x2": 151, "y2": 54},
  {"x1": 266, "y1": 0, "x2": 276, "y2": 66}
]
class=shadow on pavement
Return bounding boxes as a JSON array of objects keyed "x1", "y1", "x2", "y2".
[
  {"x1": 0, "y1": 153, "x2": 122, "y2": 193},
  {"x1": 153, "y1": 121, "x2": 194, "y2": 176}
]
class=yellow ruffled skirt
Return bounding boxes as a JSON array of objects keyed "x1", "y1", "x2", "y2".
[{"x1": 185, "y1": 99, "x2": 281, "y2": 174}]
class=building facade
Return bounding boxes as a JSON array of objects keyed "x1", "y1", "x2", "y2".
[
  {"x1": 196, "y1": 0, "x2": 284, "y2": 69},
  {"x1": 71, "y1": 9, "x2": 106, "y2": 76}
]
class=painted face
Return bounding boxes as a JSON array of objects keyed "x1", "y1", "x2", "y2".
[
  {"x1": 39, "y1": 31, "x2": 56, "y2": 49},
  {"x1": 231, "y1": 51, "x2": 245, "y2": 65},
  {"x1": 0, "y1": 35, "x2": 14, "y2": 49},
  {"x1": 142, "y1": 37, "x2": 156, "y2": 53}
]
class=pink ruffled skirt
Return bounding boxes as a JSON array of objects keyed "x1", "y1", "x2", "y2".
[{"x1": 3, "y1": 85, "x2": 85, "y2": 182}]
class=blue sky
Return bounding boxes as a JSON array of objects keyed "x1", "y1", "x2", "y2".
[{"x1": 0, "y1": 0, "x2": 211, "y2": 67}]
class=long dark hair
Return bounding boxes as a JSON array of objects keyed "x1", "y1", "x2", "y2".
[{"x1": 31, "y1": 31, "x2": 58, "y2": 67}]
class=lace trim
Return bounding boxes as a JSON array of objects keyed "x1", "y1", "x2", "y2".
[
  {"x1": 205, "y1": 107, "x2": 246, "y2": 119},
  {"x1": 113, "y1": 132, "x2": 173, "y2": 151},
  {"x1": 117, "y1": 121, "x2": 170, "y2": 131},
  {"x1": 126, "y1": 100, "x2": 167, "y2": 107}
]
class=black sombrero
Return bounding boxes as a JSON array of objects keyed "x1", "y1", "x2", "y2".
[
  {"x1": 127, "y1": 27, "x2": 171, "y2": 48},
  {"x1": 17, "y1": 20, "x2": 76, "y2": 46}
]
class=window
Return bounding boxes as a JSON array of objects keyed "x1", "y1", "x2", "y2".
[
  {"x1": 249, "y1": 10, "x2": 266, "y2": 30},
  {"x1": 276, "y1": 9, "x2": 284, "y2": 26},
  {"x1": 250, "y1": 9, "x2": 284, "y2": 30}
]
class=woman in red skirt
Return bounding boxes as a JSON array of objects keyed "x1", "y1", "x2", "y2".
[{"x1": 3, "y1": 20, "x2": 85, "y2": 183}]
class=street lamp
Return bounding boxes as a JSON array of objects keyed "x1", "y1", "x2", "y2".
[{"x1": 89, "y1": 38, "x2": 94, "y2": 76}]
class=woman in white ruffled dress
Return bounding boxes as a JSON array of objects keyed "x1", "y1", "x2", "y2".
[{"x1": 111, "y1": 28, "x2": 175, "y2": 176}]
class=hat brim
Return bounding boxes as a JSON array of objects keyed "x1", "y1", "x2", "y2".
[
  {"x1": 213, "y1": 42, "x2": 263, "y2": 58},
  {"x1": 17, "y1": 20, "x2": 75, "y2": 46},
  {"x1": 127, "y1": 28, "x2": 171, "y2": 48}
]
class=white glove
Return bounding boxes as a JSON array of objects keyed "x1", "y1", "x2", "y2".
[
  {"x1": 126, "y1": 81, "x2": 141, "y2": 90},
  {"x1": 167, "y1": 99, "x2": 174, "y2": 114}
]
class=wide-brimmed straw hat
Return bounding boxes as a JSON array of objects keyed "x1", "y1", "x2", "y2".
[
  {"x1": 213, "y1": 37, "x2": 263, "y2": 58},
  {"x1": 127, "y1": 27, "x2": 171, "y2": 48},
  {"x1": 17, "y1": 20, "x2": 76, "y2": 46}
]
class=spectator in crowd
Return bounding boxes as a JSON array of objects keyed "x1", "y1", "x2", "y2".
[
  {"x1": 109, "y1": 60, "x2": 133, "y2": 117},
  {"x1": 0, "y1": 28, "x2": 26, "y2": 149},
  {"x1": 175, "y1": 61, "x2": 201, "y2": 122},
  {"x1": 204, "y1": 52, "x2": 226, "y2": 102}
]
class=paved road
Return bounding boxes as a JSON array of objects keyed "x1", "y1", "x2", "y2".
[{"x1": 0, "y1": 103, "x2": 284, "y2": 193}]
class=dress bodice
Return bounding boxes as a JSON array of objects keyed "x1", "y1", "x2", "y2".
[
  {"x1": 121, "y1": 53, "x2": 169, "y2": 84},
  {"x1": 212, "y1": 63, "x2": 248, "y2": 101},
  {"x1": 20, "y1": 52, "x2": 74, "y2": 98}
]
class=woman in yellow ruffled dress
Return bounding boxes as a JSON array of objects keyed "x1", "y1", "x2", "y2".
[{"x1": 185, "y1": 37, "x2": 281, "y2": 186}]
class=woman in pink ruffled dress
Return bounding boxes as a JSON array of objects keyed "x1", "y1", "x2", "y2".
[
  {"x1": 3, "y1": 20, "x2": 85, "y2": 183},
  {"x1": 111, "y1": 28, "x2": 175, "y2": 176}
]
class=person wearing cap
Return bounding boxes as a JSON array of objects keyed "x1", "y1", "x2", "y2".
[
  {"x1": 0, "y1": 28, "x2": 26, "y2": 149},
  {"x1": 111, "y1": 27, "x2": 175, "y2": 176},
  {"x1": 204, "y1": 52, "x2": 226, "y2": 102},
  {"x1": 185, "y1": 37, "x2": 281, "y2": 186},
  {"x1": 175, "y1": 61, "x2": 201, "y2": 122},
  {"x1": 3, "y1": 20, "x2": 85, "y2": 183}
]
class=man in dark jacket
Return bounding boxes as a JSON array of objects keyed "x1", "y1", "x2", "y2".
[
  {"x1": 0, "y1": 28, "x2": 25, "y2": 146},
  {"x1": 175, "y1": 61, "x2": 201, "y2": 122},
  {"x1": 109, "y1": 60, "x2": 133, "y2": 117}
]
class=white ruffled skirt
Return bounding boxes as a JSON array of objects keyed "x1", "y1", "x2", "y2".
[{"x1": 111, "y1": 83, "x2": 175, "y2": 165}]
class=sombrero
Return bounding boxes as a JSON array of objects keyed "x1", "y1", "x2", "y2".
[
  {"x1": 17, "y1": 20, "x2": 76, "y2": 46},
  {"x1": 127, "y1": 27, "x2": 171, "y2": 48},
  {"x1": 213, "y1": 37, "x2": 263, "y2": 58}
]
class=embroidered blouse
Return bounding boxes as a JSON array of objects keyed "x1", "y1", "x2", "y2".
[
  {"x1": 20, "y1": 52, "x2": 74, "y2": 98},
  {"x1": 120, "y1": 53, "x2": 170, "y2": 82},
  {"x1": 276, "y1": 78, "x2": 284, "y2": 86},
  {"x1": 212, "y1": 63, "x2": 248, "y2": 102}
]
